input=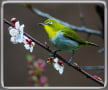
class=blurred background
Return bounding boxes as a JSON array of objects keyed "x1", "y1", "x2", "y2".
[{"x1": 3, "y1": 3, "x2": 104, "y2": 87}]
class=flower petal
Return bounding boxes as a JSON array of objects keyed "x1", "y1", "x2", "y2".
[
  {"x1": 16, "y1": 34, "x2": 23, "y2": 43},
  {"x1": 8, "y1": 26, "x2": 13, "y2": 30},
  {"x1": 20, "y1": 24, "x2": 24, "y2": 33},
  {"x1": 23, "y1": 36, "x2": 28, "y2": 44},
  {"x1": 15, "y1": 21, "x2": 20, "y2": 29},
  {"x1": 59, "y1": 66, "x2": 64, "y2": 75},
  {"x1": 30, "y1": 46, "x2": 33, "y2": 52},
  {"x1": 32, "y1": 42, "x2": 35, "y2": 46},
  {"x1": 24, "y1": 44, "x2": 30, "y2": 50},
  {"x1": 10, "y1": 37, "x2": 17, "y2": 44},
  {"x1": 53, "y1": 63, "x2": 59, "y2": 71},
  {"x1": 9, "y1": 29, "x2": 18, "y2": 36},
  {"x1": 53, "y1": 58, "x2": 58, "y2": 63}
]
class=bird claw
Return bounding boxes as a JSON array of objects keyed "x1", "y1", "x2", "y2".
[
  {"x1": 50, "y1": 50, "x2": 57, "y2": 57},
  {"x1": 68, "y1": 57, "x2": 73, "y2": 65},
  {"x1": 50, "y1": 50, "x2": 61, "y2": 57},
  {"x1": 68, "y1": 51, "x2": 75, "y2": 65}
]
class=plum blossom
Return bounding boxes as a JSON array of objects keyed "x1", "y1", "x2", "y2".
[
  {"x1": 53, "y1": 58, "x2": 64, "y2": 75},
  {"x1": 47, "y1": 57, "x2": 64, "y2": 75},
  {"x1": 26, "y1": 55, "x2": 48, "y2": 86},
  {"x1": 47, "y1": 57, "x2": 54, "y2": 63},
  {"x1": 8, "y1": 18, "x2": 35, "y2": 53},
  {"x1": 23, "y1": 36, "x2": 35, "y2": 52},
  {"x1": 93, "y1": 75, "x2": 103, "y2": 81},
  {"x1": 39, "y1": 76, "x2": 47, "y2": 85},
  {"x1": 11, "y1": 18, "x2": 16, "y2": 24},
  {"x1": 37, "y1": 60, "x2": 46, "y2": 72},
  {"x1": 8, "y1": 20, "x2": 24, "y2": 44}
]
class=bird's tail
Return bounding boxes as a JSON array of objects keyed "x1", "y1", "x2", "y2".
[{"x1": 86, "y1": 41, "x2": 99, "y2": 47}]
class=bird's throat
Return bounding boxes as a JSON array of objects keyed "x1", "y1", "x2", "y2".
[{"x1": 44, "y1": 26, "x2": 57, "y2": 39}]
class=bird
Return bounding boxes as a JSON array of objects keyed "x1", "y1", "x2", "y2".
[{"x1": 39, "y1": 19, "x2": 98, "y2": 64}]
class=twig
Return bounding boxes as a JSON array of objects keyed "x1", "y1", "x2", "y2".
[
  {"x1": 78, "y1": 4, "x2": 91, "y2": 41},
  {"x1": 95, "y1": 4, "x2": 104, "y2": 53},
  {"x1": 4, "y1": 18, "x2": 104, "y2": 86},
  {"x1": 98, "y1": 48, "x2": 104, "y2": 53},
  {"x1": 81, "y1": 66, "x2": 104, "y2": 70},
  {"x1": 26, "y1": 4, "x2": 102, "y2": 36},
  {"x1": 78, "y1": 4, "x2": 86, "y2": 27}
]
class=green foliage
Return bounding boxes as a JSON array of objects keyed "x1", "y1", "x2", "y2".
[
  {"x1": 35, "y1": 66, "x2": 40, "y2": 74},
  {"x1": 26, "y1": 54, "x2": 32, "y2": 61},
  {"x1": 32, "y1": 76, "x2": 38, "y2": 82},
  {"x1": 19, "y1": 3, "x2": 25, "y2": 7}
]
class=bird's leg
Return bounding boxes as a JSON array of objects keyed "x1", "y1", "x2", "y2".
[
  {"x1": 50, "y1": 50, "x2": 61, "y2": 57},
  {"x1": 68, "y1": 50, "x2": 75, "y2": 64}
]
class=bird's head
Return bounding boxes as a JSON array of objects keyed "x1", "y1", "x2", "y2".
[
  {"x1": 39, "y1": 19, "x2": 64, "y2": 31},
  {"x1": 39, "y1": 19, "x2": 64, "y2": 39}
]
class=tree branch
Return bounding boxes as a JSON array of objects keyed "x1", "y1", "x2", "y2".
[
  {"x1": 25, "y1": 4, "x2": 102, "y2": 36},
  {"x1": 4, "y1": 18, "x2": 104, "y2": 86},
  {"x1": 81, "y1": 66, "x2": 104, "y2": 70},
  {"x1": 78, "y1": 4, "x2": 86, "y2": 27}
]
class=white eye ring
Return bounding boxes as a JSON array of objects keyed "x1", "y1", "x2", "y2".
[{"x1": 48, "y1": 21, "x2": 53, "y2": 25}]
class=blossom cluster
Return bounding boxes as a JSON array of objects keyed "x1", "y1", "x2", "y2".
[
  {"x1": 8, "y1": 18, "x2": 35, "y2": 52},
  {"x1": 93, "y1": 75, "x2": 103, "y2": 81},
  {"x1": 26, "y1": 54, "x2": 48, "y2": 86},
  {"x1": 8, "y1": 18, "x2": 64, "y2": 75},
  {"x1": 47, "y1": 57, "x2": 64, "y2": 75}
]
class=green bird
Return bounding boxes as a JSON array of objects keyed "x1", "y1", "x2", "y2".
[{"x1": 39, "y1": 19, "x2": 98, "y2": 64}]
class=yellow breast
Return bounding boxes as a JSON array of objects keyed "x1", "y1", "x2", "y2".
[{"x1": 44, "y1": 26, "x2": 57, "y2": 39}]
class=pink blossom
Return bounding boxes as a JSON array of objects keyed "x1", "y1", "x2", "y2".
[
  {"x1": 11, "y1": 18, "x2": 16, "y2": 24},
  {"x1": 47, "y1": 57, "x2": 54, "y2": 63},
  {"x1": 93, "y1": 75, "x2": 102, "y2": 81},
  {"x1": 37, "y1": 60, "x2": 46, "y2": 72},
  {"x1": 39, "y1": 76, "x2": 47, "y2": 85}
]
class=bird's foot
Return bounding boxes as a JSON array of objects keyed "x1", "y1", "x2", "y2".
[
  {"x1": 50, "y1": 50, "x2": 61, "y2": 57},
  {"x1": 68, "y1": 50, "x2": 75, "y2": 65},
  {"x1": 68, "y1": 57, "x2": 73, "y2": 65}
]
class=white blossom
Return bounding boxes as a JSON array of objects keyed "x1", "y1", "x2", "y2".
[
  {"x1": 8, "y1": 18, "x2": 35, "y2": 53},
  {"x1": 8, "y1": 21, "x2": 24, "y2": 44},
  {"x1": 53, "y1": 58, "x2": 64, "y2": 75},
  {"x1": 23, "y1": 36, "x2": 35, "y2": 52}
]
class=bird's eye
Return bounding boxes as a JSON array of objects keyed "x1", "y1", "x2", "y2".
[{"x1": 48, "y1": 21, "x2": 53, "y2": 25}]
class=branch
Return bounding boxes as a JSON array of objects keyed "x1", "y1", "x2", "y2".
[
  {"x1": 4, "y1": 18, "x2": 104, "y2": 86},
  {"x1": 81, "y1": 66, "x2": 104, "y2": 70},
  {"x1": 26, "y1": 4, "x2": 102, "y2": 36},
  {"x1": 78, "y1": 4, "x2": 86, "y2": 27},
  {"x1": 98, "y1": 48, "x2": 104, "y2": 53}
]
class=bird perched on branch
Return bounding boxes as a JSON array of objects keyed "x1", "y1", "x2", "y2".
[{"x1": 39, "y1": 19, "x2": 98, "y2": 64}]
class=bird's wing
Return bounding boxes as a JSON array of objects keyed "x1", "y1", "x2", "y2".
[{"x1": 62, "y1": 27, "x2": 87, "y2": 44}]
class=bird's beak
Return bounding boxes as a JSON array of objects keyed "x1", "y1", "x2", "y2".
[{"x1": 39, "y1": 23, "x2": 46, "y2": 26}]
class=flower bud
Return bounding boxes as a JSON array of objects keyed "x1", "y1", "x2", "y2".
[
  {"x1": 47, "y1": 57, "x2": 54, "y2": 63},
  {"x1": 28, "y1": 70, "x2": 36, "y2": 75},
  {"x1": 11, "y1": 18, "x2": 16, "y2": 24},
  {"x1": 37, "y1": 59, "x2": 46, "y2": 72},
  {"x1": 8, "y1": 26, "x2": 13, "y2": 30},
  {"x1": 32, "y1": 76, "x2": 38, "y2": 82},
  {"x1": 26, "y1": 39, "x2": 32, "y2": 46},
  {"x1": 57, "y1": 60, "x2": 63, "y2": 66},
  {"x1": 93, "y1": 75, "x2": 102, "y2": 81},
  {"x1": 39, "y1": 76, "x2": 47, "y2": 85}
]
